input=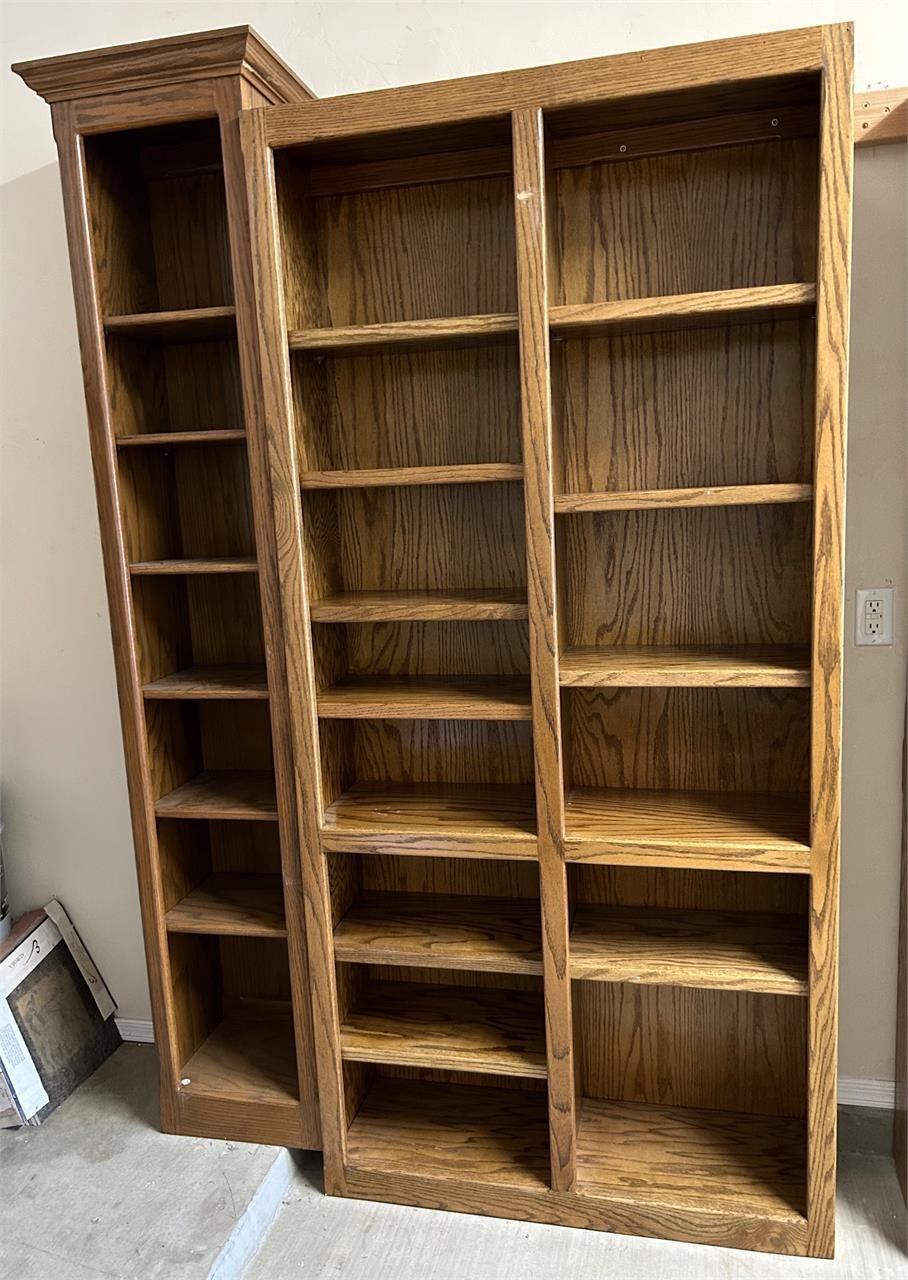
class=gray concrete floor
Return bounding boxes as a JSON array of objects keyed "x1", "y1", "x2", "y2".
[
  {"x1": 1, "y1": 1045, "x2": 905, "y2": 1279},
  {"x1": 248, "y1": 1149, "x2": 906, "y2": 1280},
  {"x1": 0, "y1": 1045, "x2": 286, "y2": 1280}
]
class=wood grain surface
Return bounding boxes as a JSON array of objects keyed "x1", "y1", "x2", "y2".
[
  {"x1": 334, "y1": 892, "x2": 544, "y2": 974},
  {"x1": 553, "y1": 317, "x2": 814, "y2": 495},
  {"x1": 180, "y1": 998, "x2": 299, "y2": 1103},
  {"x1": 322, "y1": 781, "x2": 537, "y2": 857},
  {"x1": 340, "y1": 981, "x2": 546, "y2": 1077},
  {"x1": 570, "y1": 904, "x2": 806, "y2": 994},
  {"x1": 143, "y1": 664, "x2": 269, "y2": 698},
  {"x1": 316, "y1": 675, "x2": 532, "y2": 719},
  {"x1": 346, "y1": 1077, "x2": 550, "y2": 1190},
  {"x1": 292, "y1": 342, "x2": 520, "y2": 472},
  {"x1": 309, "y1": 589, "x2": 528, "y2": 623},
  {"x1": 165, "y1": 872, "x2": 287, "y2": 936},
  {"x1": 155, "y1": 769, "x2": 278, "y2": 820},
  {"x1": 557, "y1": 504, "x2": 811, "y2": 648},
  {"x1": 559, "y1": 645, "x2": 811, "y2": 688},
  {"x1": 576, "y1": 1098, "x2": 806, "y2": 1218}
]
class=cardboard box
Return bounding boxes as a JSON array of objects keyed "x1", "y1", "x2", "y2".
[{"x1": 0, "y1": 901, "x2": 121, "y2": 1126}]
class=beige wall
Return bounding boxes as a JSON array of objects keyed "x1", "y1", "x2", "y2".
[{"x1": 1, "y1": 1, "x2": 906, "y2": 1091}]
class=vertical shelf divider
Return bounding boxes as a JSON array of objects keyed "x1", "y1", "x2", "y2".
[
  {"x1": 805, "y1": 24, "x2": 853, "y2": 1259},
  {"x1": 239, "y1": 106, "x2": 350, "y2": 1191},
  {"x1": 512, "y1": 107, "x2": 576, "y2": 1192}
]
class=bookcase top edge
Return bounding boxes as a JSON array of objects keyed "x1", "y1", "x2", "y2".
[{"x1": 12, "y1": 24, "x2": 314, "y2": 107}]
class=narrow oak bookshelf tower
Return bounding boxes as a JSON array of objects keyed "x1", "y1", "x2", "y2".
[
  {"x1": 242, "y1": 24, "x2": 852, "y2": 1257},
  {"x1": 14, "y1": 29, "x2": 321, "y2": 1147}
]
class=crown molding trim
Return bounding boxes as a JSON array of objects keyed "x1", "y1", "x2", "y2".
[{"x1": 12, "y1": 25, "x2": 313, "y2": 106}]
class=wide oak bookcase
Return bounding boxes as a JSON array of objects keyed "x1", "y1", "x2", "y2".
[
  {"x1": 13, "y1": 30, "x2": 322, "y2": 1147},
  {"x1": 18, "y1": 22, "x2": 851, "y2": 1258}
]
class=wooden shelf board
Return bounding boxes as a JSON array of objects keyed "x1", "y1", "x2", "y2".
[
  {"x1": 130, "y1": 557, "x2": 258, "y2": 576},
  {"x1": 104, "y1": 305, "x2": 237, "y2": 340},
  {"x1": 564, "y1": 788, "x2": 810, "y2": 869},
  {"x1": 300, "y1": 463, "x2": 523, "y2": 489},
  {"x1": 166, "y1": 874, "x2": 286, "y2": 938},
  {"x1": 155, "y1": 770, "x2": 278, "y2": 821},
  {"x1": 317, "y1": 675, "x2": 531, "y2": 720},
  {"x1": 143, "y1": 665, "x2": 269, "y2": 700},
  {"x1": 321, "y1": 782, "x2": 537, "y2": 857},
  {"x1": 553, "y1": 483, "x2": 813, "y2": 513},
  {"x1": 549, "y1": 284, "x2": 816, "y2": 338},
  {"x1": 570, "y1": 905, "x2": 806, "y2": 995},
  {"x1": 577, "y1": 1098, "x2": 806, "y2": 1221},
  {"x1": 346, "y1": 1078, "x2": 550, "y2": 1191},
  {"x1": 340, "y1": 981, "x2": 547, "y2": 1077},
  {"x1": 117, "y1": 429, "x2": 247, "y2": 448},
  {"x1": 179, "y1": 1000, "x2": 298, "y2": 1107},
  {"x1": 559, "y1": 645, "x2": 811, "y2": 688},
  {"x1": 309, "y1": 589, "x2": 528, "y2": 623},
  {"x1": 288, "y1": 313, "x2": 519, "y2": 354},
  {"x1": 334, "y1": 892, "x2": 543, "y2": 975}
]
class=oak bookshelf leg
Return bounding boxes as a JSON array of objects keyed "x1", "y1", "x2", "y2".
[{"x1": 512, "y1": 107, "x2": 576, "y2": 1192}]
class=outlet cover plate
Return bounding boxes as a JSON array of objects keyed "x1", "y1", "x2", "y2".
[{"x1": 855, "y1": 586, "x2": 894, "y2": 646}]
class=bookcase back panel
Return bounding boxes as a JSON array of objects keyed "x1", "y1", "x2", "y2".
[
  {"x1": 573, "y1": 980, "x2": 807, "y2": 1117},
  {"x1": 107, "y1": 338, "x2": 243, "y2": 437},
  {"x1": 85, "y1": 122, "x2": 233, "y2": 314},
  {"x1": 119, "y1": 442, "x2": 255, "y2": 561},
  {"x1": 569, "y1": 865, "x2": 808, "y2": 915},
  {"x1": 303, "y1": 483, "x2": 527, "y2": 595},
  {"x1": 325, "y1": 621, "x2": 530, "y2": 680},
  {"x1": 320, "y1": 719, "x2": 535, "y2": 797},
  {"x1": 157, "y1": 820, "x2": 283, "y2": 913},
  {"x1": 355, "y1": 854, "x2": 541, "y2": 900},
  {"x1": 563, "y1": 687, "x2": 810, "y2": 794},
  {"x1": 130, "y1": 577, "x2": 266, "y2": 683},
  {"x1": 550, "y1": 136, "x2": 818, "y2": 305},
  {"x1": 558, "y1": 503, "x2": 812, "y2": 647},
  {"x1": 275, "y1": 117, "x2": 516, "y2": 327},
  {"x1": 145, "y1": 701, "x2": 274, "y2": 800},
  {"x1": 553, "y1": 318, "x2": 815, "y2": 494},
  {"x1": 292, "y1": 344, "x2": 521, "y2": 471}
]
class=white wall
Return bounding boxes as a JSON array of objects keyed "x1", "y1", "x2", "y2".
[{"x1": 1, "y1": 1, "x2": 906, "y2": 1093}]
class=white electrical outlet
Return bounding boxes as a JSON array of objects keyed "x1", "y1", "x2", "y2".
[{"x1": 855, "y1": 587, "x2": 894, "y2": 646}]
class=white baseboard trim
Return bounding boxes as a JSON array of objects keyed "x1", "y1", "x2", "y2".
[
  {"x1": 116, "y1": 1018, "x2": 155, "y2": 1044},
  {"x1": 116, "y1": 1017, "x2": 896, "y2": 1111},
  {"x1": 838, "y1": 1075, "x2": 896, "y2": 1109}
]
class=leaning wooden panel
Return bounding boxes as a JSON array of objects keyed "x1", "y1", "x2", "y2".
[{"x1": 806, "y1": 23, "x2": 853, "y2": 1259}]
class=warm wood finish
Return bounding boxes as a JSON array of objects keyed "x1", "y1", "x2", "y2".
[
  {"x1": 316, "y1": 676, "x2": 532, "y2": 720},
  {"x1": 15, "y1": 30, "x2": 320, "y2": 1149},
  {"x1": 553, "y1": 483, "x2": 812, "y2": 512},
  {"x1": 576, "y1": 1098, "x2": 806, "y2": 1220},
  {"x1": 854, "y1": 88, "x2": 908, "y2": 146},
  {"x1": 570, "y1": 905, "x2": 806, "y2": 995},
  {"x1": 144, "y1": 665, "x2": 269, "y2": 698},
  {"x1": 300, "y1": 463, "x2": 523, "y2": 489},
  {"x1": 289, "y1": 314, "x2": 519, "y2": 354},
  {"x1": 559, "y1": 645, "x2": 811, "y2": 687},
  {"x1": 347, "y1": 1078, "x2": 550, "y2": 1190},
  {"x1": 155, "y1": 770, "x2": 279, "y2": 821},
  {"x1": 104, "y1": 304, "x2": 236, "y2": 338},
  {"x1": 805, "y1": 25, "x2": 853, "y2": 1258},
  {"x1": 340, "y1": 982, "x2": 546, "y2": 1078},
  {"x1": 234, "y1": 21, "x2": 850, "y2": 1257},
  {"x1": 117, "y1": 429, "x2": 248, "y2": 447},
  {"x1": 549, "y1": 285, "x2": 816, "y2": 337},
  {"x1": 564, "y1": 788, "x2": 810, "y2": 868},
  {"x1": 321, "y1": 782, "x2": 537, "y2": 857},
  {"x1": 333, "y1": 893, "x2": 543, "y2": 974},
  {"x1": 165, "y1": 873, "x2": 286, "y2": 936},
  {"x1": 309, "y1": 589, "x2": 528, "y2": 623}
]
